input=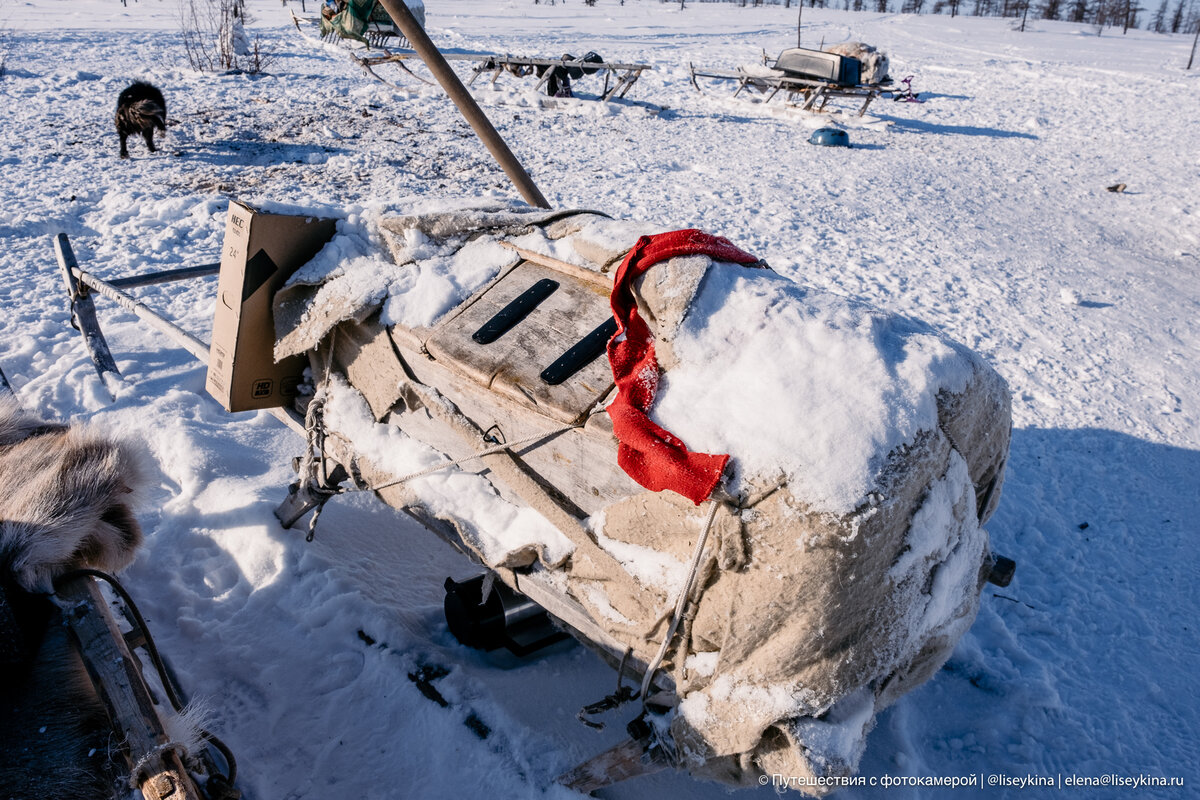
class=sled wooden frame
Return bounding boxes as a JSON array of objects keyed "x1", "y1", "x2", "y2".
[
  {"x1": 52, "y1": 231, "x2": 669, "y2": 793},
  {"x1": 56, "y1": 576, "x2": 206, "y2": 800},
  {"x1": 53, "y1": 233, "x2": 305, "y2": 436},
  {"x1": 293, "y1": 12, "x2": 650, "y2": 102},
  {"x1": 688, "y1": 61, "x2": 888, "y2": 117},
  {"x1": 459, "y1": 53, "x2": 652, "y2": 102}
]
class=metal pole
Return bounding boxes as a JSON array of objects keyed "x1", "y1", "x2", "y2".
[
  {"x1": 109, "y1": 263, "x2": 221, "y2": 289},
  {"x1": 70, "y1": 266, "x2": 211, "y2": 363},
  {"x1": 374, "y1": 0, "x2": 551, "y2": 209}
]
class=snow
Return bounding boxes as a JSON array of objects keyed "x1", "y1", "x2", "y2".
[
  {"x1": 0, "y1": 0, "x2": 1198, "y2": 798},
  {"x1": 651, "y1": 260, "x2": 974, "y2": 512},
  {"x1": 322, "y1": 374, "x2": 574, "y2": 566}
]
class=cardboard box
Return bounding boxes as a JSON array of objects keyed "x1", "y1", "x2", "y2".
[{"x1": 206, "y1": 201, "x2": 337, "y2": 412}]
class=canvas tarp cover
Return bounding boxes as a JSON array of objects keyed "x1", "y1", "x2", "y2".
[
  {"x1": 320, "y1": 0, "x2": 374, "y2": 43},
  {"x1": 273, "y1": 205, "x2": 1012, "y2": 791}
]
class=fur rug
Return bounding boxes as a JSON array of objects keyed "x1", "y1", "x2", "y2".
[
  {"x1": 0, "y1": 399, "x2": 146, "y2": 593},
  {"x1": 0, "y1": 398, "x2": 150, "y2": 799},
  {"x1": 825, "y1": 41, "x2": 890, "y2": 85}
]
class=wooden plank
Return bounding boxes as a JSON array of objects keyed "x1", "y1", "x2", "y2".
[
  {"x1": 423, "y1": 260, "x2": 614, "y2": 424},
  {"x1": 556, "y1": 737, "x2": 670, "y2": 793},
  {"x1": 57, "y1": 577, "x2": 204, "y2": 800},
  {"x1": 385, "y1": 332, "x2": 640, "y2": 516},
  {"x1": 54, "y1": 233, "x2": 121, "y2": 387},
  {"x1": 498, "y1": 241, "x2": 612, "y2": 289}
]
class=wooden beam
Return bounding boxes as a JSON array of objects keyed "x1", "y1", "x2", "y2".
[
  {"x1": 57, "y1": 577, "x2": 205, "y2": 800},
  {"x1": 499, "y1": 242, "x2": 613, "y2": 289},
  {"x1": 54, "y1": 233, "x2": 121, "y2": 389},
  {"x1": 557, "y1": 737, "x2": 670, "y2": 793}
]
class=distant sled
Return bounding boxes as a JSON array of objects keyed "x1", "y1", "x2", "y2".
[
  {"x1": 292, "y1": 9, "x2": 657, "y2": 111},
  {"x1": 690, "y1": 45, "x2": 909, "y2": 118}
]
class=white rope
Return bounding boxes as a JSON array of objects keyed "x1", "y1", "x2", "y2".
[
  {"x1": 639, "y1": 498, "x2": 722, "y2": 705},
  {"x1": 128, "y1": 741, "x2": 188, "y2": 789},
  {"x1": 368, "y1": 422, "x2": 579, "y2": 492}
]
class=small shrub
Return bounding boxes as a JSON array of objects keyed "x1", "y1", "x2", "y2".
[{"x1": 179, "y1": 0, "x2": 275, "y2": 74}]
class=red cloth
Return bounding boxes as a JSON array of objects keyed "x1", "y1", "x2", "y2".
[{"x1": 606, "y1": 229, "x2": 760, "y2": 505}]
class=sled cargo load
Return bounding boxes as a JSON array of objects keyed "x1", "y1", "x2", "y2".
[
  {"x1": 319, "y1": 0, "x2": 425, "y2": 47},
  {"x1": 269, "y1": 204, "x2": 1012, "y2": 792}
]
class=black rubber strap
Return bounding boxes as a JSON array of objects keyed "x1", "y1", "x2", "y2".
[
  {"x1": 540, "y1": 318, "x2": 618, "y2": 386},
  {"x1": 472, "y1": 279, "x2": 559, "y2": 345}
]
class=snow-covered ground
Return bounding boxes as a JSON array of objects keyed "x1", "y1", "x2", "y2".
[{"x1": 0, "y1": 0, "x2": 1197, "y2": 797}]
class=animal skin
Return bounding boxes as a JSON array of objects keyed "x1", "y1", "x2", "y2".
[
  {"x1": 115, "y1": 81, "x2": 167, "y2": 159},
  {"x1": 0, "y1": 398, "x2": 149, "y2": 798},
  {"x1": 825, "y1": 41, "x2": 890, "y2": 85},
  {"x1": 0, "y1": 400, "x2": 146, "y2": 592}
]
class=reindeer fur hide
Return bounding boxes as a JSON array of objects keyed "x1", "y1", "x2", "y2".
[{"x1": 0, "y1": 398, "x2": 150, "y2": 799}]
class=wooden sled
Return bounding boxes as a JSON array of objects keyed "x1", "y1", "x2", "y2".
[
  {"x1": 458, "y1": 53, "x2": 652, "y2": 102},
  {"x1": 50, "y1": 210, "x2": 1018, "y2": 794},
  {"x1": 689, "y1": 49, "x2": 893, "y2": 117}
]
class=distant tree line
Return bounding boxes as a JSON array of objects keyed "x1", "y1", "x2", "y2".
[{"x1": 670, "y1": 0, "x2": 1200, "y2": 34}]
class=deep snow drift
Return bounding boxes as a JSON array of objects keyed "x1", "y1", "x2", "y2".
[{"x1": 0, "y1": 1, "x2": 1196, "y2": 798}]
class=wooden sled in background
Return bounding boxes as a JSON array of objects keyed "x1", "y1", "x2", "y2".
[
  {"x1": 690, "y1": 46, "x2": 895, "y2": 117},
  {"x1": 689, "y1": 62, "x2": 888, "y2": 116},
  {"x1": 458, "y1": 53, "x2": 652, "y2": 101}
]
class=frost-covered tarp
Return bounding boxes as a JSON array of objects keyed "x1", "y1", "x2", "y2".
[{"x1": 274, "y1": 203, "x2": 1011, "y2": 791}]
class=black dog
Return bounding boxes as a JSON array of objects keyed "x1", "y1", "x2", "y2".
[{"x1": 115, "y1": 81, "x2": 166, "y2": 159}]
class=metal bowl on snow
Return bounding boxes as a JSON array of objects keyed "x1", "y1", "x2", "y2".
[{"x1": 808, "y1": 127, "x2": 850, "y2": 147}]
